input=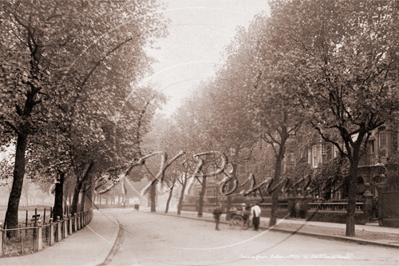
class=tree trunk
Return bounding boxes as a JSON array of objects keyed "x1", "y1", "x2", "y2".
[
  {"x1": 71, "y1": 162, "x2": 93, "y2": 214},
  {"x1": 178, "y1": 177, "x2": 188, "y2": 215},
  {"x1": 197, "y1": 176, "x2": 207, "y2": 217},
  {"x1": 4, "y1": 134, "x2": 28, "y2": 232},
  {"x1": 226, "y1": 163, "x2": 237, "y2": 221},
  {"x1": 344, "y1": 132, "x2": 365, "y2": 237},
  {"x1": 71, "y1": 181, "x2": 83, "y2": 215},
  {"x1": 269, "y1": 138, "x2": 287, "y2": 227},
  {"x1": 53, "y1": 172, "x2": 65, "y2": 220},
  {"x1": 150, "y1": 180, "x2": 157, "y2": 212},
  {"x1": 84, "y1": 174, "x2": 94, "y2": 212},
  {"x1": 81, "y1": 183, "x2": 87, "y2": 213},
  {"x1": 346, "y1": 156, "x2": 360, "y2": 237},
  {"x1": 165, "y1": 185, "x2": 174, "y2": 213}
]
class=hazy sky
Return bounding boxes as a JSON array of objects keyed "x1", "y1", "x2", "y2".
[{"x1": 145, "y1": 0, "x2": 270, "y2": 116}]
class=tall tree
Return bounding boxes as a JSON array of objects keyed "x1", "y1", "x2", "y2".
[
  {"x1": 196, "y1": 80, "x2": 258, "y2": 216},
  {"x1": 0, "y1": 0, "x2": 168, "y2": 229},
  {"x1": 213, "y1": 11, "x2": 305, "y2": 226},
  {"x1": 266, "y1": 0, "x2": 399, "y2": 236}
]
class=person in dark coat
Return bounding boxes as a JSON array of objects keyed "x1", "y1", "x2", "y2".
[{"x1": 213, "y1": 204, "x2": 223, "y2": 230}]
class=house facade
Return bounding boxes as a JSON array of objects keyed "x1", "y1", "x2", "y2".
[
  {"x1": 186, "y1": 125, "x2": 398, "y2": 204},
  {"x1": 305, "y1": 125, "x2": 397, "y2": 199}
]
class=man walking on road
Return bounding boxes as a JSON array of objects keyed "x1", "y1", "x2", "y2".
[
  {"x1": 251, "y1": 204, "x2": 261, "y2": 231},
  {"x1": 213, "y1": 204, "x2": 222, "y2": 230}
]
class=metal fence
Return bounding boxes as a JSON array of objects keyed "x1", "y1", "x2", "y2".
[{"x1": 0, "y1": 210, "x2": 93, "y2": 257}]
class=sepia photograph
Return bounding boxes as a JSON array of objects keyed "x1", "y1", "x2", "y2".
[{"x1": 1, "y1": 0, "x2": 399, "y2": 265}]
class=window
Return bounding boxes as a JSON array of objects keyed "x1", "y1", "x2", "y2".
[
  {"x1": 322, "y1": 143, "x2": 327, "y2": 155},
  {"x1": 335, "y1": 191, "x2": 341, "y2": 200},
  {"x1": 312, "y1": 144, "x2": 322, "y2": 168},
  {"x1": 368, "y1": 140, "x2": 375, "y2": 154},
  {"x1": 380, "y1": 131, "x2": 386, "y2": 148},
  {"x1": 334, "y1": 146, "x2": 339, "y2": 158}
]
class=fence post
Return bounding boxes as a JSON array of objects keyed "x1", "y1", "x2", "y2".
[
  {"x1": 0, "y1": 222, "x2": 3, "y2": 257},
  {"x1": 74, "y1": 213, "x2": 77, "y2": 231},
  {"x1": 363, "y1": 183, "x2": 373, "y2": 222},
  {"x1": 295, "y1": 188, "x2": 307, "y2": 219},
  {"x1": 77, "y1": 214, "x2": 81, "y2": 230},
  {"x1": 63, "y1": 215, "x2": 68, "y2": 238},
  {"x1": 57, "y1": 216, "x2": 62, "y2": 242},
  {"x1": 376, "y1": 178, "x2": 388, "y2": 226},
  {"x1": 37, "y1": 219, "x2": 43, "y2": 251},
  {"x1": 49, "y1": 218, "x2": 54, "y2": 246},
  {"x1": 80, "y1": 213, "x2": 83, "y2": 230},
  {"x1": 287, "y1": 193, "x2": 296, "y2": 218},
  {"x1": 69, "y1": 214, "x2": 73, "y2": 235}
]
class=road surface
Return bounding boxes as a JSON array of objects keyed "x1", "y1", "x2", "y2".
[{"x1": 97, "y1": 208, "x2": 399, "y2": 266}]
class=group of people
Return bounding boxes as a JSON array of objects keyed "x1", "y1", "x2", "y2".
[{"x1": 212, "y1": 203, "x2": 261, "y2": 230}]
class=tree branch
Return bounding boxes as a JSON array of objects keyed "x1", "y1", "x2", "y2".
[
  {"x1": 79, "y1": 36, "x2": 137, "y2": 91},
  {"x1": 311, "y1": 121, "x2": 346, "y2": 157},
  {"x1": 4, "y1": 121, "x2": 20, "y2": 135}
]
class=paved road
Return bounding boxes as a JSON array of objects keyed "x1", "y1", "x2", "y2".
[{"x1": 98, "y1": 208, "x2": 399, "y2": 266}]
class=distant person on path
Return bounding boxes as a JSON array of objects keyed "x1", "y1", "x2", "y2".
[
  {"x1": 133, "y1": 197, "x2": 140, "y2": 210},
  {"x1": 251, "y1": 204, "x2": 261, "y2": 231},
  {"x1": 213, "y1": 204, "x2": 223, "y2": 230}
]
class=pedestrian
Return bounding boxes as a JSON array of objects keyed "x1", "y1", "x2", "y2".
[
  {"x1": 251, "y1": 203, "x2": 261, "y2": 231},
  {"x1": 133, "y1": 197, "x2": 140, "y2": 211},
  {"x1": 240, "y1": 203, "x2": 250, "y2": 227},
  {"x1": 239, "y1": 203, "x2": 246, "y2": 215},
  {"x1": 213, "y1": 204, "x2": 222, "y2": 230}
]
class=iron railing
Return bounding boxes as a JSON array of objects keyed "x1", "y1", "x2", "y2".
[{"x1": 0, "y1": 210, "x2": 93, "y2": 257}]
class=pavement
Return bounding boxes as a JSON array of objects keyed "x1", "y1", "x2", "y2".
[
  {"x1": 1, "y1": 209, "x2": 120, "y2": 266},
  {"x1": 2, "y1": 206, "x2": 399, "y2": 265}
]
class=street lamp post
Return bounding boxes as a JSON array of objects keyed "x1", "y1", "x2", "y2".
[
  {"x1": 375, "y1": 160, "x2": 387, "y2": 225},
  {"x1": 215, "y1": 175, "x2": 219, "y2": 206}
]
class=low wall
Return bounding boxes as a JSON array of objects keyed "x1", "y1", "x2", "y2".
[
  {"x1": 182, "y1": 202, "x2": 369, "y2": 224},
  {"x1": 380, "y1": 218, "x2": 399, "y2": 227},
  {"x1": 306, "y1": 210, "x2": 369, "y2": 225},
  {"x1": 182, "y1": 203, "x2": 287, "y2": 219}
]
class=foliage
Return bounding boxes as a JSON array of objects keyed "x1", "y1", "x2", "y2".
[
  {"x1": 0, "y1": 157, "x2": 13, "y2": 189},
  {"x1": 263, "y1": 0, "x2": 399, "y2": 236},
  {"x1": 315, "y1": 156, "x2": 350, "y2": 183},
  {"x1": 283, "y1": 160, "x2": 313, "y2": 183},
  {"x1": 0, "y1": 0, "x2": 168, "y2": 229},
  {"x1": 208, "y1": 7, "x2": 306, "y2": 226}
]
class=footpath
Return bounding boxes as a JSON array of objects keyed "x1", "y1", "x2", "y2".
[
  {"x1": 2, "y1": 207, "x2": 399, "y2": 266},
  {"x1": 0, "y1": 209, "x2": 120, "y2": 266}
]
